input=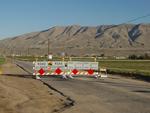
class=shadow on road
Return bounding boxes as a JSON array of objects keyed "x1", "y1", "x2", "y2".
[
  {"x1": 133, "y1": 90, "x2": 150, "y2": 93},
  {"x1": 1, "y1": 74, "x2": 33, "y2": 78}
]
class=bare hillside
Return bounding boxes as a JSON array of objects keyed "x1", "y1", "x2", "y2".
[{"x1": 0, "y1": 24, "x2": 150, "y2": 56}]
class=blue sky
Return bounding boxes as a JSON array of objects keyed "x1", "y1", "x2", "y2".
[{"x1": 0, "y1": 0, "x2": 150, "y2": 39}]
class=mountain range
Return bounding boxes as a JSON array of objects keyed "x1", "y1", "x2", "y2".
[{"x1": 0, "y1": 24, "x2": 150, "y2": 56}]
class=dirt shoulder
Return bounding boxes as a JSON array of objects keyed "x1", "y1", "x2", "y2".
[{"x1": 0, "y1": 63, "x2": 66, "y2": 113}]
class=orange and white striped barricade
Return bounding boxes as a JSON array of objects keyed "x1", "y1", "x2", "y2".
[
  {"x1": 67, "y1": 61, "x2": 100, "y2": 78},
  {"x1": 33, "y1": 61, "x2": 48, "y2": 79},
  {"x1": 33, "y1": 61, "x2": 107, "y2": 79},
  {"x1": 47, "y1": 61, "x2": 70, "y2": 79}
]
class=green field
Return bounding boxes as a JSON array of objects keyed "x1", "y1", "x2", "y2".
[
  {"x1": 0, "y1": 57, "x2": 5, "y2": 65},
  {"x1": 99, "y1": 60, "x2": 150, "y2": 76}
]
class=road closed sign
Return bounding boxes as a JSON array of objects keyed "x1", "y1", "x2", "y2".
[
  {"x1": 68, "y1": 61, "x2": 98, "y2": 70},
  {"x1": 34, "y1": 61, "x2": 98, "y2": 71},
  {"x1": 51, "y1": 61, "x2": 67, "y2": 70},
  {"x1": 34, "y1": 61, "x2": 48, "y2": 70}
]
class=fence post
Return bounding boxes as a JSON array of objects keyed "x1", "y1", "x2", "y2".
[
  {"x1": 62, "y1": 57, "x2": 65, "y2": 61},
  {"x1": 69, "y1": 57, "x2": 72, "y2": 61},
  {"x1": 94, "y1": 57, "x2": 97, "y2": 62}
]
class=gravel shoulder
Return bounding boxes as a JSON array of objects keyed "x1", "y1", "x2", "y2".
[{"x1": 0, "y1": 63, "x2": 66, "y2": 113}]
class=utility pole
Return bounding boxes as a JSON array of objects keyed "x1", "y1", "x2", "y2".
[
  {"x1": 48, "y1": 38, "x2": 50, "y2": 56},
  {"x1": 27, "y1": 48, "x2": 30, "y2": 56}
]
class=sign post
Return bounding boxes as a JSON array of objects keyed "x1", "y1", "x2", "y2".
[{"x1": 48, "y1": 54, "x2": 52, "y2": 60}]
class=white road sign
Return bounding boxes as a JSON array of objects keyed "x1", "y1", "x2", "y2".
[
  {"x1": 51, "y1": 61, "x2": 67, "y2": 70},
  {"x1": 67, "y1": 61, "x2": 98, "y2": 70},
  {"x1": 34, "y1": 61, "x2": 48, "y2": 70},
  {"x1": 34, "y1": 61, "x2": 98, "y2": 70}
]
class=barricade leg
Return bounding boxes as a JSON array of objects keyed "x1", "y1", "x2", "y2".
[
  {"x1": 68, "y1": 75, "x2": 74, "y2": 79},
  {"x1": 36, "y1": 75, "x2": 41, "y2": 80},
  {"x1": 94, "y1": 75, "x2": 100, "y2": 79},
  {"x1": 62, "y1": 74, "x2": 67, "y2": 79},
  {"x1": 93, "y1": 72, "x2": 101, "y2": 79}
]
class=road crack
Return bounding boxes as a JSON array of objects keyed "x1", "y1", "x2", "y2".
[{"x1": 41, "y1": 80, "x2": 75, "y2": 113}]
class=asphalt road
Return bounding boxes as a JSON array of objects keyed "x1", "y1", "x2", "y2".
[{"x1": 15, "y1": 60, "x2": 150, "y2": 113}]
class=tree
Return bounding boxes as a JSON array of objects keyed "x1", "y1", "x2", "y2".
[
  {"x1": 144, "y1": 53, "x2": 150, "y2": 59},
  {"x1": 128, "y1": 54, "x2": 137, "y2": 59},
  {"x1": 100, "y1": 53, "x2": 105, "y2": 57}
]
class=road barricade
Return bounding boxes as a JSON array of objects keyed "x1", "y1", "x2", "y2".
[
  {"x1": 33, "y1": 61, "x2": 107, "y2": 79},
  {"x1": 100, "y1": 68, "x2": 107, "y2": 77}
]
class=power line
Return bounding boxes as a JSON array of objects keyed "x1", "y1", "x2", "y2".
[
  {"x1": 121, "y1": 13, "x2": 150, "y2": 24},
  {"x1": 95, "y1": 13, "x2": 150, "y2": 38},
  {"x1": 116, "y1": 13, "x2": 150, "y2": 27}
]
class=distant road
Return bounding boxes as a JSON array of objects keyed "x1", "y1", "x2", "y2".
[
  {"x1": 15, "y1": 60, "x2": 34, "y2": 74},
  {"x1": 15, "y1": 60, "x2": 150, "y2": 113}
]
